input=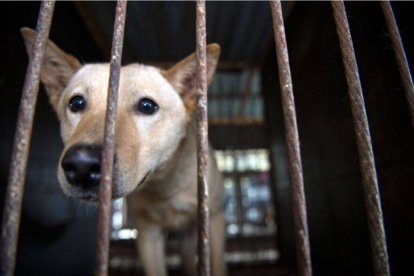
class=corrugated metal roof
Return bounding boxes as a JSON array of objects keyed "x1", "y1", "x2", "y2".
[
  {"x1": 76, "y1": 1, "x2": 274, "y2": 67},
  {"x1": 209, "y1": 69, "x2": 263, "y2": 121}
]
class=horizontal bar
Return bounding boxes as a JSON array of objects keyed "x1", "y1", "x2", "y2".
[
  {"x1": 196, "y1": 0, "x2": 210, "y2": 276},
  {"x1": 331, "y1": 1, "x2": 390, "y2": 275},
  {"x1": 95, "y1": 1, "x2": 127, "y2": 276},
  {"x1": 208, "y1": 118, "x2": 264, "y2": 126},
  {"x1": 269, "y1": 1, "x2": 312, "y2": 276},
  {"x1": 0, "y1": 1, "x2": 56, "y2": 276}
]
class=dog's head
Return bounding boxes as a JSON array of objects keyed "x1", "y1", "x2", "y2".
[{"x1": 21, "y1": 28, "x2": 220, "y2": 202}]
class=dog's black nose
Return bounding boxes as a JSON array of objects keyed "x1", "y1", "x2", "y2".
[{"x1": 61, "y1": 144, "x2": 102, "y2": 188}]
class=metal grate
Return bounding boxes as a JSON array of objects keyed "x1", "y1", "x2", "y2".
[
  {"x1": 2, "y1": 0, "x2": 413, "y2": 275},
  {"x1": 269, "y1": 1, "x2": 312, "y2": 275},
  {"x1": 331, "y1": 2, "x2": 390, "y2": 275},
  {"x1": 380, "y1": 1, "x2": 414, "y2": 127},
  {"x1": 95, "y1": 1, "x2": 127, "y2": 275},
  {"x1": 0, "y1": 1, "x2": 56, "y2": 275},
  {"x1": 195, "y1": 1, "x2": 210, "y2": 275}
]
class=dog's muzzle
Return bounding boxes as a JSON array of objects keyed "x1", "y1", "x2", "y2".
[{"x1": 61, "y1": 144, "x2": 102, "y2": 189}]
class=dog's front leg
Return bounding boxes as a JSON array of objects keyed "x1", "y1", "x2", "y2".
[
  {"x1": 137, "y1": 225, "x2": 167, "y2": 276},
  {"x1": 180, "y1": 226, "x2": 197, "y2": 275},
  {"x1": 210, "y1": 212, "x2": 228, "y2": 276}
]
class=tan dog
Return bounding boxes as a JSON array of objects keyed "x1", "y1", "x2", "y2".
[{"x1": 22, "y1": 28, "x2": 227, "y2": 276}]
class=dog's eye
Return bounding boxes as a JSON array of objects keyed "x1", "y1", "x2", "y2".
[
  {"x1": 137, "y1": 98, "x2": 159, "y2": 115},
  {"x1": 68, "y1": 95, "x2": 86, "y2": 113}
]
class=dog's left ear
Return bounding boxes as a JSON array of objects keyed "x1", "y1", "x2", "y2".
[
  {"x1": 21, "y1": 27, "x2": 81, "y2": 112},
  {"x1": 163, "y1": 44, "x2": 220, "y2": 113}
]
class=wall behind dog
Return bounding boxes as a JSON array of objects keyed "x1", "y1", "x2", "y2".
[
  {"x1": 262, "y1": 2, "x2": 414, "y2": 275},
  {"x1": 0, "y1": 2, "x2": 103, "y2": 275}
]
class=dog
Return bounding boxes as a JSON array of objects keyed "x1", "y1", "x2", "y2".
[{"x1": 21, "y1": 28, "x2": 227, "y2": 276}]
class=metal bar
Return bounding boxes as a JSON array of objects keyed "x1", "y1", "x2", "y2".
[
  {"x1": 269, "y1": 1, "x2": 312, "y2": 276},
  {"x1": 380, "y1": 0, "x2": 414, "y2": 127},
  {"x1": 95, "y1": 1, "x2": 127, "y2": 276},
  {"x1": 0, "y1": 2, "x2": 55, "y2": 275},
  {"x1": 331, "y1": 2, "x2": 390, "y2": 275},
  {"x1": 196, "y1": 1, "x2": 210, "y2": 275}
]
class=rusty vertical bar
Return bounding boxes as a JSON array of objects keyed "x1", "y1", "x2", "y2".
[
  {"x1": 331, "y1": 2, "x2": 390, "y2": 275},
  {"x1": 0, "y1": 2, "x2": 55, "y2": 275},
  {"x1": 380, "y1": 0, "x2": 414, "y2": 127},
  {"x1": 196, "y1": 0, "x2": 210, "y2": 275},
  {"x1": 95, "y1": 1, "x2": 127, "y2": 276},
  {"x1": 269, "y1": 1, "x2": 312, "y2": 276}
]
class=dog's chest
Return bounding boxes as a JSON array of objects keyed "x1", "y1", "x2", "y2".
[
  {"x1": 128, "y1": 194, "x2": 197, "y2": 229},
  {"x1": 150, "y1": 200, "x2": 196, "y2": 228}
]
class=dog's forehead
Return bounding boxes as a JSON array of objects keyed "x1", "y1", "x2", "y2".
[
  {"x1": 120, "y1": 63, "x2": 172, "y2": 96},
  {"x1": 66, "y1": 63, "x2": 178, "y2": 101}
]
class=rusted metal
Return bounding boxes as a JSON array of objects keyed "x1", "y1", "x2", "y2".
[
  {"x1": 196, "y1": 0, "x2": 210, "y2": 275},
  {"x1": 380, "y1": 0, "x2": 414, "y2": 127},
  {"x1": 269, "y1": 1, "x2": 312, "y2": 276},
  {"x1": 95, "y1": 1, "x2": 127, "y2": 276},
  {"x1": 331, "y1": 2, "x2": 390, "y2": 275},
  {"x1": 0, "y1": 2, "x2": 55, "y2": 275}
]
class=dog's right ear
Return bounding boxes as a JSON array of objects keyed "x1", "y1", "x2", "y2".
[
  {"x1": 162, "y1": 44, "x2": 220, "y2": 114},
  {"x1": 21, "y1": 27, "x2": 81, "y2": 111}
]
